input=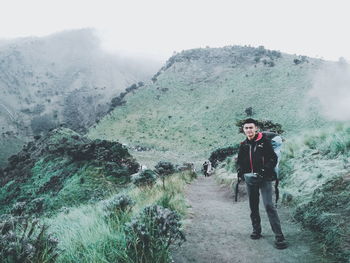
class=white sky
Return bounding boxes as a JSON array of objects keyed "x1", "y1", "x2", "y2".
[{"x1": 0, "y1": 0, "x2": 349, "y2": 62}]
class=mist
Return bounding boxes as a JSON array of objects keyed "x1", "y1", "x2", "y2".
[
  {"x1": 0, "y1": 28, "x2": 162, "y2": 82},
  {"x1": 0, "y1": 28, "x2": 163, "y2": 166},
  {"x1": 309, "y1": 59, "x2": 350, "y2": 121}
]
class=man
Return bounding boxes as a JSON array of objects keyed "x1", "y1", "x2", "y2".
[
  {"x1": 202, "y1": 161, "x2": 208, "y2": 177},
  {"x1": 236, "y1": 118, "x2": 287, "y2": 249},
  {"x1": 202, "y1": 160, "x2": 211, "y2": 177}
]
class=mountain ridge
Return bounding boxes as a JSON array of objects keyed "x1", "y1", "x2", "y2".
[{"x1": 88, "y1": 45, "x2": 331, "y2": 168}]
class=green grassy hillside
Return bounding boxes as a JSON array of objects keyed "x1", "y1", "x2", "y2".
[
  {"x1": 88, "y1": 46, "x2": 330, "y2": 168},
  {"x1": 280, "y1": 124, "x2": 350, "y2": 262},
  {"x1": 0, "y1": 127, "x2": 139, "y2": 215}
]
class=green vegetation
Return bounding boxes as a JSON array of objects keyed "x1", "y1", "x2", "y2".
[
  {"x1": 125, "y1": 205, "x2": 185, "y2": 263},
  {"x1": 209, "y1": 145, "x2": 239, "y2": 168},
  {"x1": 45, "y1": 171, "x2": 196, "y2": 263},
  {"x1": 155, "y1": 161, "x2": 175, "y2": 189},
  {"x1": 88, "y1": 46, "x2": 329, "y2": 168},
  {"x1": 0, "y1": 215, "x2": 59, "y2": 263},
  {"x1": 279, "y1": 124, "x2": 350, "y2": 198},
  {"x1": 294, "y1": 177, "x2": 350, "y2": 262},
  {"x1": 0, "y1": 124, "x2": 196, "y2": 262},
  {"x1": 132, "y1": 169, "x2": 158, "y2": 187},
  {"x1": 0, "y1": 128, "x2": 139, "y2": 215},
  {"x1": 278, "y1": 124, "x2": 350, "y2": 262}
]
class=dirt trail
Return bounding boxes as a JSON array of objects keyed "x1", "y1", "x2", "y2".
[{"x1": 172, "y1": 176, "x2": 325, "y2": 263}]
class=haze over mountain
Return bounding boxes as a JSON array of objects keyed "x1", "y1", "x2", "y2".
[{"x1": 0, "y1": 29, "x2": 160, "y2": 166}]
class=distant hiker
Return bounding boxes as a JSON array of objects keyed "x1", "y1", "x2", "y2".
[
  {"x1": 202, "y1": 160, "x2": 212, "y2": 177},
  {"x1": 206, "y1": 161, "x2": 212, "y2": 176},
  {"x1": 236, "y1": 118, "x2": 287, "y2": 249},
  {"x1": 140, "y1": 165, "x2": 148, "y2": 171}
]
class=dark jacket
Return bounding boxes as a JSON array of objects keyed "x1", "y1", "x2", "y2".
[{"x1": 236, "y1": 132, "x2": 278, "y2": 181}]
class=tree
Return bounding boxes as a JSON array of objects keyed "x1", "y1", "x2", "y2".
[{"x1": 155, "y1": 161, "x2": 175, "y2": 189}]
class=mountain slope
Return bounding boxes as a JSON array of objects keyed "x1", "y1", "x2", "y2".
[{"x1": 88, "y1": 46, "x2": 330, "y2": 167}]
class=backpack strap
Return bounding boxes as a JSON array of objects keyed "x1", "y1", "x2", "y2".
[{"x1": 275, "y1": 179, "x2": 279, "y2": 207}]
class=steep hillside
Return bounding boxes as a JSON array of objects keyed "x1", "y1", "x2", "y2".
[
  {"x1": 279, "y1": 124, "x2": 350, "y2": 262},
  {"x1": 0, "y1": 127, "x2": 139, "y2": 215},
  {"x1": 88, "y1": 46, "x2": 331, "y2": 167},
  {"x1": 0, "y1": 29, "x2": 159, "y2": 166}
]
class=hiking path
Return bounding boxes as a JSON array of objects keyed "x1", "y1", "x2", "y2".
[{"x1": 171, "y1": 176, "x2": 325, "y2": 263}]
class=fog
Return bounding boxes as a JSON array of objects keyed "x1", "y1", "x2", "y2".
[
  {"x1": 310, "y1": 59, "x2": 350, "y2": 121},
  {"x1": 0, "y1": 28, "x2": 162, "y2": 82}
]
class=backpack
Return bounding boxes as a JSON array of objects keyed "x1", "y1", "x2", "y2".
[
  {"x1": 262, "y1": 131, "x2": 282, "y2": 206},
  {"x1": 262, "y1": 131, "x2": 282, "y2": 179}
]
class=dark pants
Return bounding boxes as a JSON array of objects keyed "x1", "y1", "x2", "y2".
[{"x1": 244, "y1": 173, "x2": 284, "y2": 239}]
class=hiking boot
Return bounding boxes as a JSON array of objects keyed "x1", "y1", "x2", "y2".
[
  {"x1": 250, "y1": 232, "x2": 262, "y2": 240},
  {"x1": 274, "y1": 237, "x2": 288, "y2": 249}
]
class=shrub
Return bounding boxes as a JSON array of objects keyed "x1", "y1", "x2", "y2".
[
  {"x1": 102, "y1": 194, "x2": 134, "y2": 219},
  {"x1": 293, "y1": 58, "x2": 302, "y2": 65},
  {"x1": 209, "y1": 145, "x2": 240, "y2": 167},
  {"x1": 154, "y1": 161, "x2": 175, "y2": 176},
  {"x1": 132, "y1": 170, "x2": 157, "y2": 187},
  {"x1": 155, "y1": 161, "x2": 175, "y2": 189},
  {"x1": 0, "y1": 215, "x2": 59, "y2": 263},
  {"x1": 245, "y1": 107, "x2": 253, "y2": 116},
  {"x1": 125, "y1": 205, "x2": 185, "y2": 262}
]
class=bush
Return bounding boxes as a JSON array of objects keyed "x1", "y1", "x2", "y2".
[
  {"x1": 125, "y1": 205, "x2": 185, "y2": 262},
  {"x1": 155, "y1": 161, "x2": 175, "y2": 189},
  {"x1": 155, "y1": 161, "x2": 175, "y2": 176},
  {"x1": 0, "y1": 215, "x2": 59, "y2": 263},
  {"x1": 245, "y1": 107, "x2": 253, "y2": 116},
  {"x1": 293, "y1": 56, "x2": 308, "y2": 65},
  {"x1": 132, "y1": 170, "x2": 157, "y2": 187},
  {"x1": 102, "y1": 194, "x2": 134, "y2": 219},
  {"x1": 209, "y1": 145, "x2": 240, "y2": 167}
]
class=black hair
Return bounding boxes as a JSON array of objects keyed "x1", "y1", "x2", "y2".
[{"x1": 242, "y1": 118, "x2": 258, "y2": 126}]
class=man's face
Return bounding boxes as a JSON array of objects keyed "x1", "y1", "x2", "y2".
[{"x1": 243, "y1": 123, "x2": 257, "y2": 139}]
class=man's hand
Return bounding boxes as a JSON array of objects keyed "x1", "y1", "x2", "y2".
[{"x1": 237, "y1": 173, "x2": 244, "y2": 182}]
